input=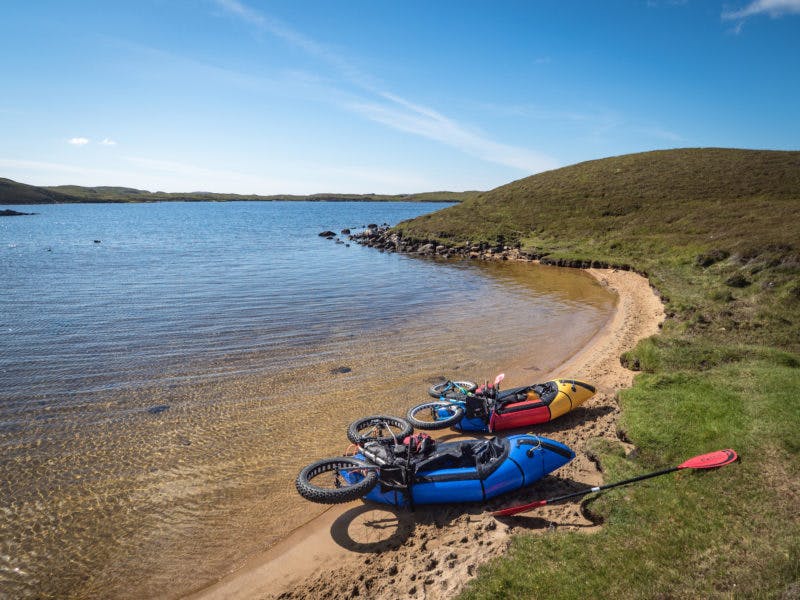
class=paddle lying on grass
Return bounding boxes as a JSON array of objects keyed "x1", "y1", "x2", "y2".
[{"x1": 493, "y1": 449, "x2": 738, "y2": 517}]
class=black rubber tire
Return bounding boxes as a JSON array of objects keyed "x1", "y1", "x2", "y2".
[
  {"x1": 347, "y1": 415, "x2": 414, "y2": 445},
  {"x1": 428, "y1": 380, "x2": 478, "y2": 399},
  {"x1": 406, "y1": 401, "x2": 464, "y2": 430},
  {"x1": 295, "y1": 457, "x2": 378, "y2": 504}
]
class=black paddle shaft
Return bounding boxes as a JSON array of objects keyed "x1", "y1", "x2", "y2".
[
  {"x1": 545, "y1": 465, "x2": 680, "y2": 506},
  {"x1": 495, "y1": 449, "x2": 737, "y2": 516}
]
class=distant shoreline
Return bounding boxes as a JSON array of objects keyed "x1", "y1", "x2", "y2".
[
  {"x1": 0, "y1": 176, "x2": 478, "y2": 205},
  {"x1": 2, "y1": 198, "x2": 460, "y2": 205}
]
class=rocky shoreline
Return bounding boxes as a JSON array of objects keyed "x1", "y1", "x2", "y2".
[{"x1": 338, "y1": 225, "x2": 637, "y2": 272}]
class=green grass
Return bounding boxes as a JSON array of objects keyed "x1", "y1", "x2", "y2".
[
  {"x1": 461, "y1": 360, "x2": 800, "y2": 599},
  {"x1": 392, "y1": 148, "x2": 800, "y2": 598}
]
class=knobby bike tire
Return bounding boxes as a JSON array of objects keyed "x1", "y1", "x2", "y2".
[
  {"x1": 406, "y1": 401, "x2": 464, "y2": 430},
  {"x1": 347, "y1": 415, "x2": 414, "y2": 445},
  {"x1": 296, "y1": 457, "x2": 378, "y2": 504}
]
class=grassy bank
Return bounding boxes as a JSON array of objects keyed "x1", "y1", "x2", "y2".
[{"x1": 396, "y1": 148, "x2": 799, "y2": 598}]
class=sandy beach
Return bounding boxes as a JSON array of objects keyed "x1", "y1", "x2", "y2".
[{"x1": 186, "y1": 267, "x2": 665, "y2": 600}]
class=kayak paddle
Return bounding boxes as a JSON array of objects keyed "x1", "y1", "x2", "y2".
[{"x1": 493, "y1": 448, "x2": 738, "y2": 517}]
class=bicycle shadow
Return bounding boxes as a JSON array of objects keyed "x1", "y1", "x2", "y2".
[
  {"x1": 329, "y1": 503, "x2": 416, "y2": 553},
  {"x1": 329, "y1": 474, "x2": 598, "y2": 553}
]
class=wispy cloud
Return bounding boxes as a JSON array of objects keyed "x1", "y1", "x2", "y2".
[
  {"x1": 723, "y1": 0, "x2": 800, "y2": 19},
  {"x1": 213, "y1": 0, "x2": 558, "y2": 173},
  {"x1": 350, "y1": 93, "x2": 558, "y2": 172},
  {"x1": 214, "y1": 0, "x2": 376, "y2": 90},
  {"x1": 66, "y1": 136, "x2": 118, "y2": 147}
]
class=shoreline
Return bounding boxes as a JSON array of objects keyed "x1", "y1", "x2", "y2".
[{"x1": 185, "y1": 267, "x2": 665, "y2": 600}]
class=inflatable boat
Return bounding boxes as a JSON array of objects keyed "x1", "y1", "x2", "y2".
[
  {"x1": 296, "y1": 428, "x2": 574, "y2": 507},
  {"x1": 407, "y1": 378, "x2": 596, "y2": 432}
]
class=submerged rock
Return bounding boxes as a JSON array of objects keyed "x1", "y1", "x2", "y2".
[{"x1": 318, "y1": 230, "x2": 336, "y2": 237}]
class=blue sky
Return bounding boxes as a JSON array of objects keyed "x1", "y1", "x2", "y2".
[{"x1": 1, "y1": 0, "x2": 798, "y2": 194}]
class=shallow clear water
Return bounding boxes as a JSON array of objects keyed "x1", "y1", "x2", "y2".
[{"x1": 0, "y1": 202, "x2": 614, "y2": 599}]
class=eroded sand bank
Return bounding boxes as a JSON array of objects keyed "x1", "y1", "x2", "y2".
[{"x1": 186, "y1": 268, "x2": 665, "y2": 600}]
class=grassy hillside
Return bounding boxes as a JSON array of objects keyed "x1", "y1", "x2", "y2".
[
  {"x1": 392, "y1": 148, "x2": 800, "y2": 598},
  {"x1": 0, "y1": 177, "x2": 477, "y2": 204},
  {"x1": 398, "y1": 148, "x2": 799, "y2": 242},
  {"x1": 0, "y1": 177, "x2": 82, "y2": 204}
]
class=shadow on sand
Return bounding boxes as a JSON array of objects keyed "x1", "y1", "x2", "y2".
[{"x1": 329, "y1": 473, "x2": 600, "y2": 553}]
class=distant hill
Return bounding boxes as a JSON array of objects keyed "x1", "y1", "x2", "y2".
[
  {"x1": 0, "y1": 178, "x2": 82, "y2": 204},
  {"x1": 0, "y1": 177, "x2": 477, "y2": 204},
  {"x1": 397, "y1": 148, "x2": 800, "y2": 248}
]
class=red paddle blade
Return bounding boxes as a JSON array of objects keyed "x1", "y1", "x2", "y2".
[{"x1": 678, "y1": 449, "x2": 738, "y2": 470}]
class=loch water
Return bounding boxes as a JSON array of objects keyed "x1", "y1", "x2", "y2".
[{"x1": 0, "y1": 201, "x2": 615, "y2": 598}]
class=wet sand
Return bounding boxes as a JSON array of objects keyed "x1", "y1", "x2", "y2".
[{"x1": 186, "y1": 268, "x2": 665, "y2": 600}]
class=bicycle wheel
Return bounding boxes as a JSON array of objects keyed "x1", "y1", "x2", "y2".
[
  {"x1": 296, "y1": 457, "x2": 378, "y2": 504},
  {"x1": 406, "y1": 401, "x2": 464, "y2": 430},
  {"x1": 428, "y1": 380, "x2": 478, "y2": 399},
  {"x1": 347, "y1": 415, "x2": 414, "y2": 445}
]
